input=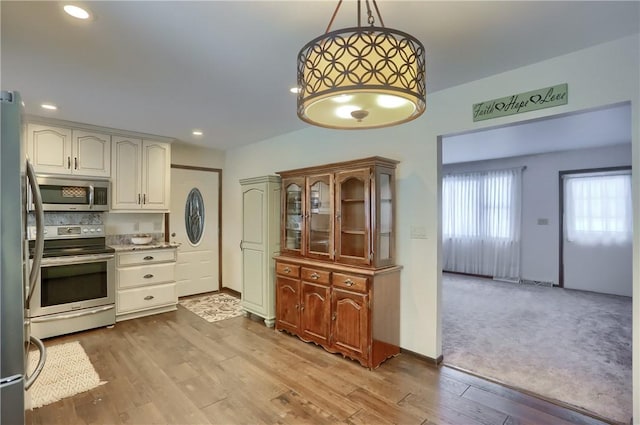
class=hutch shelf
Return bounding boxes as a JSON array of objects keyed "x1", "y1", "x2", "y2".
[{"x1": 274, "y1": 156, "x2": 401, "y2": 369}]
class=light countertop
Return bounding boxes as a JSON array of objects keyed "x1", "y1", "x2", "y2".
[{"x1": 109, "y1": 242, "x2": 180, "y2": 252}]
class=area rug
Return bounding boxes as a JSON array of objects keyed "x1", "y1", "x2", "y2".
[
  {"x1": 28, "y1": 341, "x2": 103, "y2": 409},
  {"x1": 442, "y1": 273, "x2": 632, "y2": 424},
  {"x1": 179, "y1": 292, "x2": 243, "y2": 323}
]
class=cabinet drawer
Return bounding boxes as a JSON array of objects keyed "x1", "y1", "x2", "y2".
[
  {"x1": 301, "y1": 267, "x2": 330, "y2": 285},
  {"x1": 276, "y1": 262, "x2": 300, "y2": 278},
  {"x1": 117, "y1": 282, "x2": 176, "y2": 314},
  {"x1": 117, "y1": 249, "x2": 176, "y2": 266},
  {"x1": 332, "y1": 273, "x2": 368, "y2": 293},
  {"x1": 117, "y1": 263, "x2": 175, "y2": 289}
]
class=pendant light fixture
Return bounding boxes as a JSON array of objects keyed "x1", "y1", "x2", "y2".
[{"x1": 297, "y1": 0, "x2": 426, "y2": 129}]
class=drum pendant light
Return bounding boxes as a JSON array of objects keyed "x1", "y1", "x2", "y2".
[{"x1": 297, "y1": 0, "x2": 426, "y2": 129}]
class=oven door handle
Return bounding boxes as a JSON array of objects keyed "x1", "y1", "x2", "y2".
[
  {"x1": 26, "y1": 160, "x2": 44, "y2": 308},
  {"x1": 40, "y1": 253, "x2": 115, "y2": 266},
  {"x1": 30, "y1": 305, "x2": 115, "y2": 323}
]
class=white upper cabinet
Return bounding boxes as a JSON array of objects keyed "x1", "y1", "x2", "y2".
[
  {"x1": 27, "y1": 123, "x2": 111, "y2": 178},
  {"x1": 112, "y1": 137, "x2": 170, "y2": 211},
  {"x1": 73, "y1": 130, "x2": 111, "y2": 177}
]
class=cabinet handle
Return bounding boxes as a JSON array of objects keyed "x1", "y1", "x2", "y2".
[
  {"x1": 143, "y1": 256, "x2": 154, "y2": 260},
  {"x1": 332, "y1": 312, "x2": 337, "y2": 321},
  {"x1": 283, "y1": 267, "x2": 291, "y2": 273},
  {"x1": 344, "y1": 279, "x2": 354, "y2": 287},
  {"x1": 310, "y1": 273, "x2": 319, "y2": 280},
  {"x1": 143, "y1": 194, "x2": 146, "y2": 204},
  {"x1": 300, "y1": 304, "x2": 305, "y2": 311},
  {"x1": 144, "y1": 295, "x2": 154, "y2": 301},
  {"x1": 295, "y1": 304, "x2": 299, "y2": 310},
  {"x1": 138, "y1": 194, "x2": 141, "y2": 205},
  {"x1": 74, "y1": 157, "x2": 78, "y2": 170},
  {"x1": 67, "y1": 156, "x2": 71, "y2": 169},
  {"x1": 144, "y1": 274, "x2": 154, "y2": 279}
]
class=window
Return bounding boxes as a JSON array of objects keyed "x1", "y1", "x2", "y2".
[
  {"x1": 443, "y1": 169, "x2": 519, "y2": 241},
  {"x1": 442, "y1": 167, "x2": 523, "y2": 280},
  {"x1": 564, "y1": 171, "x2": 631, "y2": 244}
]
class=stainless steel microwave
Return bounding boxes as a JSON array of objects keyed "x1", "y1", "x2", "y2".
[{"x1": 30, "y1": 176, "x2": 110, "y2": 211}]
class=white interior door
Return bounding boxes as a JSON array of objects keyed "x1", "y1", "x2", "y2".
[
  {"x1": 170, "y1": 167, "x2": 219, "y2": 297},
  {"x1": 562, "y1": 170, "x2": 632, "y2": 297}
]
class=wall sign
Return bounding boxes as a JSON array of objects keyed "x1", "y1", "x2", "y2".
[{"x1": 473, "y1": 83, "x2": 568, "y2": 122}]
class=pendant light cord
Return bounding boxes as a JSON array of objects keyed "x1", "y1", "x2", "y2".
[
  {"x1": 325, "y1": 0, "x2": 343, "y2": 33},
  {"x1": 324, "y1": 0, "x2": 385, "y2": 33}
]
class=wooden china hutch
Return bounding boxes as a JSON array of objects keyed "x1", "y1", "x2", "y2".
[{"x1": 274, "y1": 157, "x2": 401, "y2": 369}]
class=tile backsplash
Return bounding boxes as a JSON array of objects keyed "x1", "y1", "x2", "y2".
[
  {"x1": 28, "y1": 212, "x2": 166, "y2": 244},
  {"x1": 104, "y1": 212, "x2": 164, "y2": 235}
]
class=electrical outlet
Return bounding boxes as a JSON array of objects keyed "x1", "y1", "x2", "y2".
[
  {"x1": 537, "y1": 218, "x2": 549, "y2": 225},
  {"x1": 410, "y1": 226, "x2": 427, "y2": 239}
]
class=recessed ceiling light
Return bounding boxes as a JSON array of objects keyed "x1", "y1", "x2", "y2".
[
  {"x1": 192, "y1": 130, "x2": 203, "y2": 136},
  {"x1": 290, "y1": 87, "x2": 301, "y2": 94},
  {"x1": 63, "y1": 5, "x2": 91, "y2": 20},
  {"x1": 41, "y1": 103, "x2": 58, "y2": 111}
]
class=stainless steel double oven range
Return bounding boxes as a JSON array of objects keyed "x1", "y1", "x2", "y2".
[{"x1": 27, "y1": 224, "x2": 115, "y2": 339}]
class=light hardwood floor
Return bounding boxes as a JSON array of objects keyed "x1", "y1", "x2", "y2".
[{"x1": 27, "y1": 304, "x2": 609, "y2": 425}]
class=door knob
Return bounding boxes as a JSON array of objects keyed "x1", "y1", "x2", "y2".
[{"x1": 171, "y1": 232, "x2": 176, "y2": 237}]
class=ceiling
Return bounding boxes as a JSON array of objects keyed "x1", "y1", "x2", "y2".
[
  {"x1": 442, "y1": 102, "x2": 632, "y2": 164},
  {"x1": 2, "y1": 1, "x2": 638, "y2": 151}
]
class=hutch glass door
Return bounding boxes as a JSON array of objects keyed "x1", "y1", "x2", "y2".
[
  {"x1": 376, "y1": 169, "x2": 394, "y2": 266},
  {"x1": 283, "y1": 179, "x2": 304, "y2": 254},
  {"x1": 335, "y1": 169, "x2": 371, "y2": 266},
  {"x1": 307, "y1": 174, "x2": 333, "y2": 260}
]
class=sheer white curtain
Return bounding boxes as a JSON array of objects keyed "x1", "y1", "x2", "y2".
[
  {"x1": 565, "y1": 171, "x2": 632, "y2": 245},
  {"x1": 442, "y1": 167, "x2": 523, "y2": 281}
]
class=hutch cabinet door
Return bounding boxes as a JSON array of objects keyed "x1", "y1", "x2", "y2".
[
  {"x1": 374, "y1": 167, "x2": 396, "y2": 267},
  {"x1": 300, "y1": 281, "x2": 331, "y2": 346},
  {"x1": 281, "y1": 178, "x2": 306, "y2": 256},
  {"x1": 335, "y1": 169, "x2": 372, "y2": 266},
  {"x1": 275, "y1": 275, "x2": 300, "y2": 333},
  {"x1": 331, "y1": 288, "x2": 369, "y2": 361},
  {"x1": 305, "y1": 173, "x2": 334, "y2": 261}
]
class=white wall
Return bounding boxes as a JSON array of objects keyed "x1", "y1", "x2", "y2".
[
  {"x1": 171, "y1": 141, "x2": 225, "y2": 169},
  {"x1": 221, "y1": 34, "x2": 640, "y2": 420},
  {"x1": 443, "y1": 144, "x2": 632, "y2": 294}
]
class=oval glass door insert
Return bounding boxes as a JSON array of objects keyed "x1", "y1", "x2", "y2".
[{"x1": 185, "y1": 188, "x2": 205, "y2": 244}]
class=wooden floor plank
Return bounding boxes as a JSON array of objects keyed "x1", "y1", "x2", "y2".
[{"x1": 26, "y1": 306, "x2": 612, "y2": 425}]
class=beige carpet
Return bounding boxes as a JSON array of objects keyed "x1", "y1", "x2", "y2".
[
  {"x1": 179, "y1": 292, "x2": 243, "y2": 323},
  {"x1": 443, "y1": 273, "x2": 632, "y2": 424},
  {"x1": 28, "y1": 341, "x2": 103, "y2": 409}
]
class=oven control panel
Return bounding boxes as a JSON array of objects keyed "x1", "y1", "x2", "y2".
[{"x1": 28, "y1": 225, "x2": 106, "y2": 240}]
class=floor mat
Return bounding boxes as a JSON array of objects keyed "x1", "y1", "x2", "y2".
[
  {"x1": 179, "y1": 292, "x2": 243, "y2": 323},
  {"x1": 28, "y1": 341, "x2": 103, "y2": 409}
]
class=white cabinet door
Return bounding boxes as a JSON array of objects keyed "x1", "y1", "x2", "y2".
[
  {"x1": 240, "y1": 176, "x2": 281, "y2": 327},
  {"x1": 27, "y1": 124, "x2": 72, "y2": 174},
  {"x1": 111, "y1": 136, "x2": 142, "y2": 209},
  {"x1": 141, "y1": 140, "x2": 170, "y2": 210},
  {"x1": 73, "y1": 130, "x2": 111, "y2": 177},
  {"x1": 112, "y1": 138, "x2": 170, "y2": 211}
]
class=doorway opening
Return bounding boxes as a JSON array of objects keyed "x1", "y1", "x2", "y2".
[{"x1": 440, "y1": 102, "x2": 633, "y2": 423}]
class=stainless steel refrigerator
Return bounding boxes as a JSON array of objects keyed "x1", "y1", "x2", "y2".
[{"x1": 1, "y1": 90, "x2": 46, "y2": 424}]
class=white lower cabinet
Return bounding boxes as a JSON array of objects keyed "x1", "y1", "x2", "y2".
[{"x1": 116, "y1": 248, "x2": 177, "y2": 321}]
